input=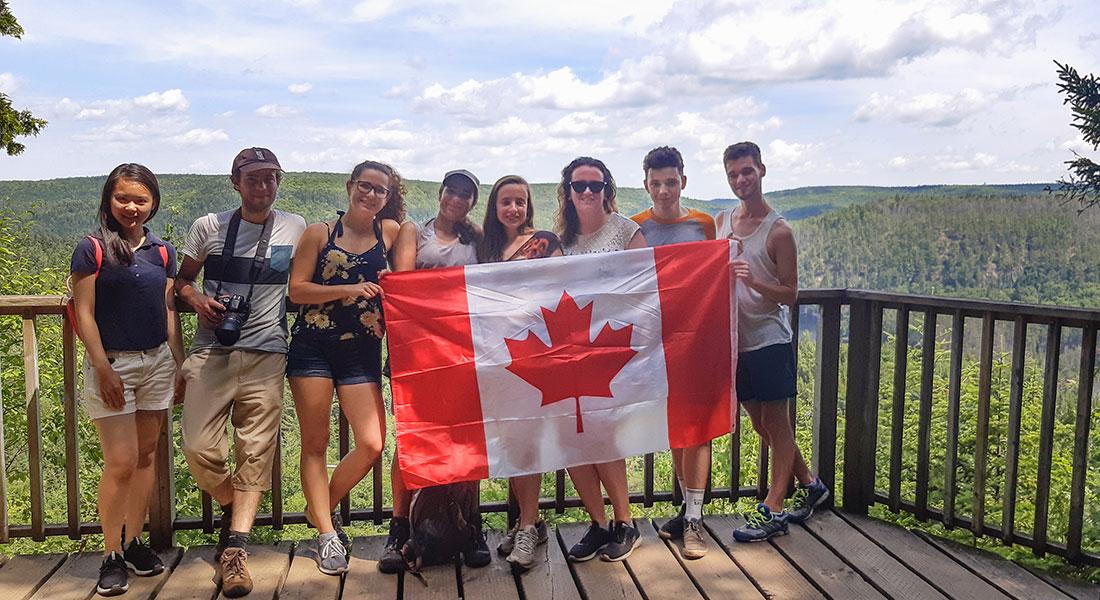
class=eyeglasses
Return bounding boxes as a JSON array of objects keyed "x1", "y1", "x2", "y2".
[
  {"x1": 443, "y1": 185, "x2": 475, "y2": 202},
  {"x1": 353, "y1": 180, "x2": 390, "y2": 198},
  {"x1": 570, "y1": 180, "x2": 607, "y2": 194}
]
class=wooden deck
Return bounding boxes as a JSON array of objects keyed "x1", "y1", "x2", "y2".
[{"x1": 1, "y1": 511, "x2": 1095, "y2": 600}]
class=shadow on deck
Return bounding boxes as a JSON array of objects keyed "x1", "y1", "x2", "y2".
[{"x1": 2, "y1": 511, "x2": 1095, "y2": 600}]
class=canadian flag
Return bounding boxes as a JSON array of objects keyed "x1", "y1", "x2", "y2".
[{"x1": 383, "y1": 240, "x2": 737, "y2": 489}]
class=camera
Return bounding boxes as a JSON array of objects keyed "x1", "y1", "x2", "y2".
[{"x1": 214, "y1": 294, "x2": 251, "y2": 346}]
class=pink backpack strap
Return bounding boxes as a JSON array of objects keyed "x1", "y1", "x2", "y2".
[{"x1": 158, "y1": 245, "x2": 169, "y2": 271}]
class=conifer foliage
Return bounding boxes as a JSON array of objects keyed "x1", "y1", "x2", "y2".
[
  {"x1": 0, "y1": 1, "x2": 47, "y2": 156},
  {"x1": 1053, "y1": 61, "x2": 1100, "y2": 212}
]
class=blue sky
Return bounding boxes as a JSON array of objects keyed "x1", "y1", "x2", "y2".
[{"x1": 1, "y1": 0, "x2": 1098, "y2": 198}]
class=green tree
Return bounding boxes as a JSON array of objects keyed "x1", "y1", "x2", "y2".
[
  {"x1": 0, "y1": 0, "x2": 47, "y2": 156},
  {"x1": 1053, "y1": 61, "x2": 1100, "y2": 212}
]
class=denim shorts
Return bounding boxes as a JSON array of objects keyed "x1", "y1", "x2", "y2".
[
  {"x1": 736, "y1": 341, "x2": 797, "y2": 402},
  {"x1": 286, "y1": 333, "x2": 382, "y2": 386}
]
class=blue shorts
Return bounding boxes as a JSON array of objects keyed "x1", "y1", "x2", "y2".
[
  {"x1": 286, "y1": 334, "x2": 381, "y2": 386},
  {"x1": 736, "y1": 342, "x2": 797, "y2": 402}
]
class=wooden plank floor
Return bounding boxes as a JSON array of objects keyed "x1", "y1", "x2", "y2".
[{"x1": 0, "y1": 511, "x2": 1094, "y2": 599}]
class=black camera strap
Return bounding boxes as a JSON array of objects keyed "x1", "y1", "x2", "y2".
[{"x1": 214, "y1": 208, "x2": 276, "y2": 301}]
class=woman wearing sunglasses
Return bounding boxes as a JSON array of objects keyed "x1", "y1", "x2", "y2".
[
  {"x1": 555, "y1": 156, "x2": 647, "y2": 563},
  {"x1": 287, "y1": 160, "x2": 405, "y2": 575},
  {"x1": 379, "y1": 169, "x2": 490, "y2": 573}
]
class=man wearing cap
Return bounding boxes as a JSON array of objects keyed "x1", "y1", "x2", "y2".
[{"x1": 175, "y1": 148, "x2": 306, "y2": 597}]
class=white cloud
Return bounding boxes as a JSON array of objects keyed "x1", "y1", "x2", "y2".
[
  {"x1": 255, "y1": 104, "x2": 297, "y2": 118},
  {"x1": 351, "y1": 0, "x2": 395, "y2": 22},
  {"x1": 767, "y1": 139, "x2": 814, "y2": 168},
  {"x1": 889, "y1": 156, "x2": 910, "y2": 169},
  {"x1": 1062, "y1": 137, "x2": 1095, "y2": 154},
  {"x1": 171, "y1": 128, "x2": 230, "y2": 146},
  {"x1": 288, "y1": 82, "x2": 313, "y2": 95},
  {"x1": 855, "y1": 88, "x2": 990, "y2": 127},
  {"x1": 51, "y1": 90, "x2": 190, "y2": 121},
  {"x1": 0, "y1": 73, "x2": 16, "y2": 94},
  {"x1": 133, "y1": 89, "x2": 190, "y2": 112}
]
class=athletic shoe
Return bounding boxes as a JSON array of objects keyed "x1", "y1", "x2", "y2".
[
  {"x1": 599, "y1": 521, "x2": 641, "y2": 562},
  {"x1": 123, "y1": 537, "x2": 165, "y2": 576},
  {"x1": 220, "y1": 547, "x2": 253, "y2": 598},
  {"x1": 96, "y1": 552, "x2": 128, "y2": 597},
  {"x1": 498, "y1": 519, "x2": 548, "y2": 556},
  {"x1": 658, "y1": 504, "x2": 687, "y2": 540},
  {"x1": 733, "y1": 503, "x2": 789, "y2": 542},
  {"x1": 567, "y1": 522, "x2": 610, "y2": 562},
  {"x1": 316, "y1": 533, "x2": 349, "y2": 575},
  {"x1": 378, "y1": 517, "x2": 409, "y2": 574},
  {"x1": 786, "y1": 477, "x2": 830, "y2": 523},
  {"x1": 682, "y1": 518, "x2": 707, "y2": 559},
  {"x1": 506, "y1": 525, "x2": 541, "y2": 570},
  {"x1": 306, "y1": 506, "x2": 352, "y2": 547},
  {"x1": 463, "y1": 529, "x2": 492, "y2": 568}
]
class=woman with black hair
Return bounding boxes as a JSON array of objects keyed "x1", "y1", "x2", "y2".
[{"x1": 70, "y1": 164, "x2": 184, "y2": 596}]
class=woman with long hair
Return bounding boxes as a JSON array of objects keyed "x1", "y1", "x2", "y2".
[
  {"x1": 379, "y1": 169, "x2": 489, "y2": 574},
  {"x1": 70, "y1": 163, "x2": 184, "y2": 596},
  {"x1": 477, "y1": 175, "x2": 561, "y2": 570},
  {"x1": 287, "y1": 160, "x2": 405, "y2": 575},
  {"x1": 555, "y1": 156, "x2": 647, "y2": 563}
]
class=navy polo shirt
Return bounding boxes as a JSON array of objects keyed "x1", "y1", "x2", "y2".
[{"x1": 70, "y1": 229, "x2": 178, "y2": 351}]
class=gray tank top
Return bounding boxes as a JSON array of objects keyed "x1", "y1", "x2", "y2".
[
  {"x1": 414, "y1": 218, "x2": 478, "y2": 269},
  {"x1": 716, "y1": 208, "x2": 793, "y2": 352}
]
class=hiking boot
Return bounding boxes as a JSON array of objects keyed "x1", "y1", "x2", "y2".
[
  {"x1": 682, "y1": 518, "x2": 707, "y2": 559},
  {"x1": 96, "y1": 552, "x2": 128, "y2": 597},
  {"x1": 123, "y1": 537, "x2": 165, "y2": 576},
  {"x1": 377, "y1": 517, "x2": 409, "y2": 574},
  {"x1": 568, "y1": 522, "x2": 610, "y2": 562},
  {"x1": 506, "y1": 525, "x2": 541, "y2": 570},
  {"x1": 786, "y1": 477, "x2": 830, "y2": 523},
  {"x1": 599, "y1": 521, "x2": 641, "y2": 562},
  {"x1": 463, "y1": 529, "x2": 492, "y2": 568},
  {"x1": 220, "y1": 547, "x2": 253, "y2": 598},
  {"x1": 306, "y1": 506, "x2": 351, "y2": 547},
  {"x1": 316, "y1": 533, "x2": 349, "y2": 575},
  {"x1": 733, "y1": 503, "x2": 789, "y2": 542},
  {"x1": 498, "y1": 519, "x2": 548, "y2": 556},
  {"x1": 658, "y1": 504, "x2": 686, "y2": 540},
  {"x1": 215, "y1": 505, "x2": 233, "y2": 559}
]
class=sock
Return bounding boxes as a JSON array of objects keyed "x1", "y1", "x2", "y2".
[
  {"x1": 684, "y1": 487, "x2": 705, "y2": 521},
  {"x1": 227, "y1": 530, "x2": 250, "y2": 549}
]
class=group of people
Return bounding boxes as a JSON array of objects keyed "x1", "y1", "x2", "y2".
[{"x1": 71, "y1": 141, "x2": 828, "y2": 597}]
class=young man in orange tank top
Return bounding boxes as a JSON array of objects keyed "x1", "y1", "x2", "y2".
[{"x1": 719, "y1": 142, "x2": 829, "y2": 543}]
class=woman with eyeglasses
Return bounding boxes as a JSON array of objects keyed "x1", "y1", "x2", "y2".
[
  {"x1": 379, "y1": 169, "x2": 490, "y2": 574},
  {"x1": 287, "y1": 160, "x2": 405, "y2": 575},
  {"x1": 555, "y1": 156, "x2": 647, "y2": 563}
]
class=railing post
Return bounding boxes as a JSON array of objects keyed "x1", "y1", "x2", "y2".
[
  {"x1": 843, "y1": 298, "x2": 880, "y2": 514},
  {"x1": 148, "y1": 410, "x2": 176, "y2": 550},
  {"x1": 813, "y1": 298, "x2": 842, "y2": 505}
]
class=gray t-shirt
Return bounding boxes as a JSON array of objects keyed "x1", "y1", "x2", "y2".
[{"x1": 183, "y1": 209, "x2": 307, "y2": 353}]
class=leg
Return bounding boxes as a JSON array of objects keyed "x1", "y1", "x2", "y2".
[
  {"x1": 228, "y1": 351, "x2": 287, "y2": 534},
  {"x1": 510, "y1": 474, "x2": 542, "y2": 528},
  {"x1": 567, "y1": 464, "x2": 608, "y2": 526},
  {"x1": 757, "y1": 401, "x2": 808, "y2": 513},
  {"x1": 391, "y1": 453, "x2": 411, "y2": 518},
  {"x1": 329, "y1": 382, "x2": 385, "y2": 509},
  {"x1": 123, "y1": 410, "x2": 166, "y2": 544},
  {"x1": 180, "y1": 350, "x2": 236, "y2": 505},
  {"x1": 291, "y1": 376, "x2": 336, "y2": 533},
  {"x1": 94, "y1": 414, "x2": 140, "y2": 554},
  {"x1": 594, "y1": 460, "x2": 631, "y2": 522}
]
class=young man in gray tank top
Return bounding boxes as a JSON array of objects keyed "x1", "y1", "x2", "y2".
[{"x1": 717, "y1": 142, "x2": 829, "y2": 543}]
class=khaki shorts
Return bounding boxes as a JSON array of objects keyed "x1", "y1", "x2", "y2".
[
  {"x1": 81, "y1": 343, "x2": 174, "y2": 421},
  {"x1": 180, "y1": 348, "x2": 286, "y2": 493}
]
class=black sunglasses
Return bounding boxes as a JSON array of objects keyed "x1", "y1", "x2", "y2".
[{"x1": 570, "y1": 180, "x2": 607, "y2": 194}]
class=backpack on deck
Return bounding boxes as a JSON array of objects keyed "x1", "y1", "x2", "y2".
[
  {"x1": 64, "y1": 236, "x2": 170, "y2": 342},
  {"x1": 401, "y1": 480, "x2": 482, "y2": 572}
]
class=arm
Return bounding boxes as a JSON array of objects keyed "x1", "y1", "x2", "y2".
[
  {"x1": 288, "y1": 223, "x2": 380, "y2": 304},
  {"x1": 626, "y1": 229, "x2": 648, "y2": 250},
  {"x1": 165, "y1": 276, "x2": 184, "y2": 366},
  {"x1": 173, "y1": 255, "x2": 225, "y2": 329},
  {"x1": 72, "y1": 272, "x2": 125, "y2": 409},
  {"x1": 392, "y1": 221, "x2": 419, "y2": 272},
  {"x1": 731, "y1": 221, "x2": 798, "y2": 306}
]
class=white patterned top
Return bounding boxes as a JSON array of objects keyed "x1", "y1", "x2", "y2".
[{"x1": 562, "y1": 213, "x2": 640, "y2": 256}]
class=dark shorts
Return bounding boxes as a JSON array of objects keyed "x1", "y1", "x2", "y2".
[
  {"x1": 736, "y1": 342, "x2": 797, "y2": 402},
  {"x1": 286, "y1": 333, "x2": 382, "y2": 386}
]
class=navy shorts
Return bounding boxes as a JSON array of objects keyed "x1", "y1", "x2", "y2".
[
  {"x1": 286, "y1": 334, "x2": 382, "y2": 386},
  {"x1": 736, "y1": 342, "x2": 797, "y2": 402}
]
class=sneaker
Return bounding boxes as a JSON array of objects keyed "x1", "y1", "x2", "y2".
[
  {"x1": 498, "y1": 519, "x2": 548, "y2": 556},
  {"x1": 220, "y1": 547, "x2": 253, "y2": 598},
  {"x1": 658, "y1": 504, "x2": 686, "y2": 540},
  {"x1": 96, "y1": 552, "x2": 129, "y2": 597},
  {"x1": 568, "y1": 522, "x2": 610, "y2": 562},
  {"x1": 733, "y1": 503, "x2": 789, "y2": 542},
  {"x1": 306, "y1": 506, "x2": 352, "y2": 547},
  {"x1": 316, "y1": 533, "x2": 349, "y2": 575},
  {"x1": 215, "y1": 505, "x2": 233, "y2": 559},
  {"x1": 786, "y1": 477, "x2": 830, "y2": 523},
  {"x1": 682, "y1": 518, "x2": 707, "y2": 559},
  {"x1": 377, "y1": 517, "x2": 409, "y2": 574},
  {"x1": 463, "y1": 529, "x2": 492, "y2": 568},
  {"x1": 600, "y1": 521, "x2": 641, "y2": 562},
  {"x1": 506, "y1": 525, "x2": 541, "y2": 570},
  {"x1": 123, "y1": 537, "x2": 165, "y2": 576}
]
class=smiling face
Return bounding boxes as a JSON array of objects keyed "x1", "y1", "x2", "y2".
[
  {"x1": 569, "y1": 164, "x2": 608, "y2": 217},
  {"x1": 234, "y1": 167, "x2": 281, "y2": 215},
  {"x1": 494, "y1": 183, "x2": 531, "y2": 233},
  {"x1": 644, "y1": 165, "x2": 686, "y2": 213},
  {"x1": 439, "y1": 175, "x2": 477, "y2": 222},
  {"x1": 725, "y1": 155, "x2": 765, "y2": 203},
  {"x1": 346, "y1": 167, "x2": 390, "y2": 218},
  {"x1": 109, "y1": 178, "x2": 156, "y2": 235}
]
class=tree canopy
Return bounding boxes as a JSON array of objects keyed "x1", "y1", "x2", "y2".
[
  {"x1": 1053, "y1": 61, "x2": 1100, "y2": 212},
  {"x1": 0, "y1": 0, "x2": 46, "y2": 156}
]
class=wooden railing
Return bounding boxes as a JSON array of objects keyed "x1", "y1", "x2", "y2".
[{"x1": 0, "y1": 290, "x2": 1096, "y2": 567}]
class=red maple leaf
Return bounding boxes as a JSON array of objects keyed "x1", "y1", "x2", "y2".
[{"x1": 504, "y1": 291, "x2": 637, "y2": 433}]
